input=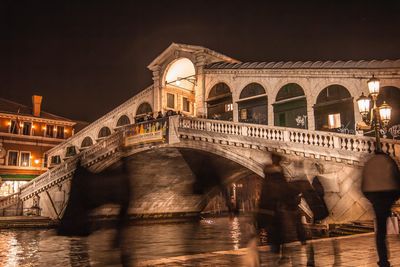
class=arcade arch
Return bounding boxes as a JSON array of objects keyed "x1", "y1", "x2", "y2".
[
  {"x1": 273, "y1": 83, "x2": 307, "y2": 129},
  {"x1": 207, "y1": 83, "x2": 233, "y2": 121},
  {"x1": 237, "y1": 83, "x2": 267, "y2": 125}
]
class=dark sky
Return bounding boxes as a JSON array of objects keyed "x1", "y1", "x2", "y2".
[{"x1": 1, "y1": 0, "x2": 400, "y2": 122}]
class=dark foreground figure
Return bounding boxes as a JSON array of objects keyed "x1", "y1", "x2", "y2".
[
  {"x1": 362, "y1": 152, "x2": 400, "y2": 267},
  {"x1": 57, "y1": 157, "x2": 132, "y2": 265}
]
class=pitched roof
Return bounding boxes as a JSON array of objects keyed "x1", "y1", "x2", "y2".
[
  {"x1": 0, "y1": 97, "x2": 74, "y2": 122},
  {"x1": 148, "y1": 43, "x2": 239, "y2": 69},
  {"x1": 206, "y1": 59, "x2": 400, "y2": 70}
]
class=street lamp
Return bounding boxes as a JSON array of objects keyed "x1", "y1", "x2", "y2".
[{"x1": 356, "y1": 75, "x2": 392, "y2": 152}]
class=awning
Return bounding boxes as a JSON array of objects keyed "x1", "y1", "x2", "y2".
[{"x1": 0, "y1": 174, "x2": 38, "y2": 181}]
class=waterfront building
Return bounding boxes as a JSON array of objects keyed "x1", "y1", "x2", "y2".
[{"x1": 0, "y1": 96, "x2": 77, "y2": 196}]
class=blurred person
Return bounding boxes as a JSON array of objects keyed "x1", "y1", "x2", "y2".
[
  {"x1": 362, "y1": 151, "x2": 400, "y2": 267},
  {"x1": 58, "y1": 157, "x2": 132, "y2": 266},
  {"x1": 256, "y1": 153, "x2": 306, "y2": 266}
]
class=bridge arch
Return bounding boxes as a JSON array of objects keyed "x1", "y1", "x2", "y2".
[
  {"x1": 237, "y1": 82, "x2": 268, "y2": 125},
  {"x1": 206, "y1": 82, "x2": 233, "y2": 121},
  {"x1": 313, "y1": 84, "x2": 355, "y2": 133},
  {"x1": 80, "y1": 136, "x2": 94, "y2": 149},
  {"x1": 273, "y1": 83, "x2": 307, "y2": 129},
  {"x1": 116, "y1": 114, "x2": 131, "y2": 127},
  {"x1": 98, "y1": 126, "x2": 112, "y2": 139},
  {"x1": 135, "y1": 102, "x2": 153, "y2": 121}
]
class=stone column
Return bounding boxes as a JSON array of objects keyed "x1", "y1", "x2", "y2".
[
  {"x1": 194, "y1": 53, "x2": 206, "y2": 117},
  {"x1": 151, "y1": 65, "x2": 162, "y2": 112},
  {"x1": 307, "y1": 101, "x2": 315, "y2": 130}
]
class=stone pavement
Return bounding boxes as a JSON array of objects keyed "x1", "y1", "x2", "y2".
[{"x1": 137, "y1": 233, "x2": 400, "y2": 266}]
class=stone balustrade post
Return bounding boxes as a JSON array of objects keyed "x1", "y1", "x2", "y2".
[
  {"x1": 242, "y1": 126, "x2": 248, "y2": 136},
  {"x1": 283, "y1": 130, "x2": 290, "y2": 142},
  {"x1": 333, "y1": 136, "x2": 341, "y2": 149},
  {"x1": 205, "y1": 121, "x2": 211, "y2": 131}
]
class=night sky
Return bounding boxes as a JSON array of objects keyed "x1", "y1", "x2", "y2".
[{"x1": 1, "y1": 0, "x2": 400, "y2": 122}]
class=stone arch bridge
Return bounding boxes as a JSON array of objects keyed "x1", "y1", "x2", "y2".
[
  {"x1": 1, "y1": 115, "x2": 399, "y2": 224},
  {"x1": 1, "y1": 43, "x2": 400, "y2": 224}
]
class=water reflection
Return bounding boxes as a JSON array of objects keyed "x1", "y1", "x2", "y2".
[{"x1": 0, "y1": 216, "x2": 252, "y2": 266}]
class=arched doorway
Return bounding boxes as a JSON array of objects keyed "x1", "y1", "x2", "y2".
[
  {"x1": 163, "y1": 58, "x2": 196, "y2": 114},
  {"x1": 237, "y1": 83, "x2": 267, "y2": 124},
  {"x1": 377, "y1": 86, "x2": 400, "y2": 139},
  {"x1": 313, "y1": 85, "x2": 355, "y2": 134},
  {"x1": 273, "y1": 83, "x2": 307, "y2": 129},
  {"x1": 207, "y1": 83, "x2": 233, "y2": 121},
  {"x1": 116, "y1": 115, "x2": 131, "y2": 127}
]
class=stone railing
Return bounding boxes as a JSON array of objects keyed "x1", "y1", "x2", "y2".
[
  {"x1": 46, "y1": 85, "x2": 154, "y2": 158},
  {"x1": 0, "y1": 193, "x2": 20, "y2": 210},
  {"x1": 18, "y1": 129, "x2": 125, "y2": 201},
  {"x1": 178, "y1": 117, "x2": 400, "y2": 162},
  {"x1": 18, "y1": 116, "x2": 171, "y2": 202}
]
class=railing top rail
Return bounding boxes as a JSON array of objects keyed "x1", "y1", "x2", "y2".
[
  {"x1": 179, "y1": 117, "x2": 400, "y2": 144},
  {"x1": 46, "y1": 85, "x2": 154, "y2": 155}
]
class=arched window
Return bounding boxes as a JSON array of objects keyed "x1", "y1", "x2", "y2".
[
  {"x1": 98, "y1": 127, "x2": 111, "y2": 139},
  {"x1": 81, "y1": 136, "x2": 94, "y2": 148},
  {"x1": 377, "y1": 86, "x2": 400, "y2": 139},
  {"x1": 136, "y1": 102, "x2": 153, "y2": 117},
  {"x1": 274, "y1": 83, "x2": 307, "y2": 129},
  {"x1": 116, "y1": 115, "x2": 131, "y2": 127},
  {"x1": 314, "y1": 85, "x2": 354, "y2": 134},
  {"x1": 207, "y1": 83, "x2": 233, "y2": 121},
  {"x1": 237, "y1": 83, "x2": 267, "y2": 124}
]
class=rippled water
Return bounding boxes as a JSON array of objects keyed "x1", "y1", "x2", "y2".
[{"x1": 0, "y1": 216, "x2": 256, "y2": 267}]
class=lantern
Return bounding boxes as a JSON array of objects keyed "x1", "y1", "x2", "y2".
[{"x1": 379, "y1": 101, "x2": 392, "y2": 125}]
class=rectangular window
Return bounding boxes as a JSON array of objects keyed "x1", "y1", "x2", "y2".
[
  {"x1": 9, "y1": 120, "x2": 19, "y2": 134},
  {"x1": 182, "y1": 97, "x2": 190, "y2": 112},
  {"x1": 56, "y1": 126, "x2": 65, "y2": 139},
  {"x1": 22, "y1": 122, "x2": 32, "y2": 135},
  {"x1": 20, "y1": 152, "x2": 30, "y2": 167},
  {"x1": 7, "y1": 151, "x2": 18, "y2": 166},
  {"x1": 167, "y1": 93, "x2": 175, "y2": 109},
  {"x1": 46, "y1": 125, "x2": 54, "y2": 137}
]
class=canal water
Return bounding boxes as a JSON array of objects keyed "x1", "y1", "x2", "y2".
[{"x1": 0, "y1": 216, "x2": 257, "y2": 266}]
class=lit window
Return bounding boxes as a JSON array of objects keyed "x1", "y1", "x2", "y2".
[
  {"x1": 7, "y1": 151, "x2": 19, "y2": 166},
  {"x1": 20, "y1": 152, "x2": 30, "y2": 167},
  {"x1": 167, "y1": 93, "x2": 175, "y2": 109},
  {"x1": 56, "y1": 126, "x2": 65, "y2": 139},
  {"x1": 182, "y1": 97, "x2": 190, "y2": 112},
  {"x1": 22, "y1": 122, "x2": 32, "y2": 135},
  {"x1": 225, "y1": 103, "x2": 233, "y2": 112},
  {"x1": 46, "y1": 125, "x2": 54, "y2": 137},
  {"x1": 9, "y1": 120, "x2": 19, "y2": 134}
]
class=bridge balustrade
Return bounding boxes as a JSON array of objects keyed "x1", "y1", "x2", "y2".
[{"x1": 179, "y1": 117, "x2": 400, "y2": 160}]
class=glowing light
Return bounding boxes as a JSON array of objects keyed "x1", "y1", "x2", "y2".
[
  {"x1": 165, "y1": 58, "x2": 195, "y2": 90},
  {"x1": 328, "y1": 113, "x2": 341, "y2": 129},
  {"x1": 34, "y1": 159, "x2": 40, "y2": 164},
  {"x1": 379, "y1": 101, "x2": 392, "y2": 125}
]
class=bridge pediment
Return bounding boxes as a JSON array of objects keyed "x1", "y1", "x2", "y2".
[{"x1": 147, "y1": 43, "x2": 239, "y2": 71}]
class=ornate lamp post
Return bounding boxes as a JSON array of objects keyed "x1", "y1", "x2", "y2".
[{"x1": 356, "y1": 75, "x2": 392, "y2": 152}]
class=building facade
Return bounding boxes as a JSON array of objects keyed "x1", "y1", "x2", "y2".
[{"x1": 0, "y1": 96, "x2": 76, "y2": 196}]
